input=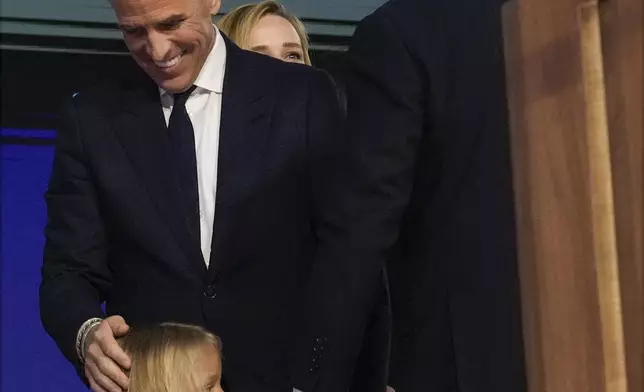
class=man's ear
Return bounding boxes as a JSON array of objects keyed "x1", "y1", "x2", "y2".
[{"x1": 209, "y1": 0, "x2": 222, "y2": 15}]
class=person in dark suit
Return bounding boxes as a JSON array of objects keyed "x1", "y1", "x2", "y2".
[
  {"x1": 216, "y1": 4, "x2": 387, "y2": 390},
  {"x1": 335, "y1": 0, "x2": 528, "y2": 390},
  {"x1": 38, "y1": 0, "x2": 357, "y2": 391}
]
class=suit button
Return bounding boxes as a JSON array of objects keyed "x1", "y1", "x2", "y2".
[{"x1": 204, "y1": 285, "x2": 216, "y2": 298}]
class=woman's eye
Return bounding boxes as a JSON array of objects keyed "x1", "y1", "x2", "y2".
[{"x1": 285, "y1": 52, "x2": 303, "y2": 61}]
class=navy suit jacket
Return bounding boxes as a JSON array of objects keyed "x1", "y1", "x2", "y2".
[
  {"x1": 340, "y1": 0, "x2": 527, "y2": 391},
  {"x1": 40, "y1": 37, "x2": 361, "y2": 391}
]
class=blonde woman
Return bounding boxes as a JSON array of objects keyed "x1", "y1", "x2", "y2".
[
  {"x1": 218, "y1": 1, "x2": 351, "y2": 115},
  {"x1": 117, "y1": 323, "x2": 224, "y2": 392},
  {"x1": 218, "y1": 1, "x2": 311, "y2": 65}
]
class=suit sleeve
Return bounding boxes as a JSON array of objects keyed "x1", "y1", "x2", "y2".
[
  {"x1": 292, "y1": 12, "x2": 425, "y2": 392},
  {"x1": 40, "y1": 98, "x2": 111, "y2": 375}
]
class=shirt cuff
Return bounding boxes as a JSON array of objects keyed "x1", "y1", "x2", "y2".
[{"x1": 75, "y1": 317, "x2": 103, "y2": 364}]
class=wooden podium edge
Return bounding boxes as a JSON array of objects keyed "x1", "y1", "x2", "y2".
[
  {"x1": 501, "y1": 0, "x2": 630, "y2": 391},
  {"x1": 577, "y1": 2, "x2": 628, "y2": 391}
]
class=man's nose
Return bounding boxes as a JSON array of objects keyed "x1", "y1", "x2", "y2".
[{"x1": 145, "y1": 30, "x2": 172, "y2": 61}]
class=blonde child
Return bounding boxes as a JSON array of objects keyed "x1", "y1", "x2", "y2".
[{"x1": 117, "y1": 323, "x2": 224, "y2": 392}]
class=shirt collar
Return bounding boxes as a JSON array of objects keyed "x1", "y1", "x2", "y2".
[{"x1": 160, "y1": 25, "x2": 226, "y2": 97}]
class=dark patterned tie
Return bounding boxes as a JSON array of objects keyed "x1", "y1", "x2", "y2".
[{"x1": 168, "y1": 85, "x2": 200, "y2": 240}]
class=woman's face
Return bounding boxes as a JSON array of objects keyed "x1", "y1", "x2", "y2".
[{"x1": 248, "y1": 14, "x2": 306, "y2": 64}]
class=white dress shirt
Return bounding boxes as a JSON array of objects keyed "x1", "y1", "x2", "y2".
[{"x1": 159, "y1": 26, "x2": 226, "y2": 267}]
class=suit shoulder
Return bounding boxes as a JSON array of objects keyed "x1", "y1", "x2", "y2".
[
  {"x1": 240, "y1": 49, "x2": 332, "y2": 91},
  {"x1": 67, "y1": 73, "x2": 144, "y2": 113},
  {"x1": 68, "y1": 83, "x2": 114, "y2": 106},
  {"x1": 371, "y1": 0, "x2": 433, "y2": 18},
  {"x1": 361, "y1": 0, "x2": 436, "y2": 34}
]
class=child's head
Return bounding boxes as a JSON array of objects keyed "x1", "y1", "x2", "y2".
[{"x1": 117, "y1": 322, "x2": 223, "y2": 392}]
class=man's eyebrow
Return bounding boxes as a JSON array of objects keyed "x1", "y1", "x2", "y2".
[
  {"x1": 156, "y1": 14, "x2": 187, "y2": 25},
  {"x1": 118, "y1": 14, "x2": 186, "y2": 29},
  {"x1": 118, "y1": 22, "x2": 141, "y2": 30}
]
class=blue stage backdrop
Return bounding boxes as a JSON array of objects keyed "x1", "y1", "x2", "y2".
[{"x1": 2, "y1": 129, "x2": 86, "y2": 392}]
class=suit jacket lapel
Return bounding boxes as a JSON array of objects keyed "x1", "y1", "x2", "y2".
[
  {"x1": 111, "y1": 78, "x2": 207, "y2": 277},
  {"x1": 216, "y1": 36, "x2": 275, "y2": 207},
  {"x1": 209, "y1": 36, "x2": 275, "y2": 277}
]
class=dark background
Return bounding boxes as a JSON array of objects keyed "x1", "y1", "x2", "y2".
[{"x1": 1, "y1": 33, "x2": 349, "y2": 131}]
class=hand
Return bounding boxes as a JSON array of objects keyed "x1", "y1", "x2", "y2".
[{"x1": 84, "y1": 316, "x2": 131, "y2": 392}]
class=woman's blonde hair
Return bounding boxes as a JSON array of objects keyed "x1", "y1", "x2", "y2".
[
  {"x1": 218, "y1": 0, "x2": 311, "y2": 65},
  {"x1": 117, "y1": 322, "x2": 222, "y2": 392}
]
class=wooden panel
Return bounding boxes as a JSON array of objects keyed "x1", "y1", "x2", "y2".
[
  {"x1": 600, "y1": 0, "x2": 644, "y2": 390},
  {"x1": 502, "y1": 4, "x2": 546, "y2": 391},
  {"x1": 578, "y1": 4, "x2": 627, "y2": 390},
  {"x1": 503, "y1": 1, "x2": 603, "y2": 390},
  {"x1": 502, "y1": 0, "x2": 641, "y2": 390}
]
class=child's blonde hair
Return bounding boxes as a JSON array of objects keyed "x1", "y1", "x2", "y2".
[
  {"x1": 117, "y1": 322, "x2": 222, "y2": 392},
  {"x1": 218, "y1": 0, "x2": 311, "y2": 65}
]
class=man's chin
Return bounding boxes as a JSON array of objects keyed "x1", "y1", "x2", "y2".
[{"x1": 154, "y1": 74, "x2": 193, "y2": 94}]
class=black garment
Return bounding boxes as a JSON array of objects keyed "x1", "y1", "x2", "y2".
[
  {"x1": 342, "y1": 0, "x2": 527, "y2": 391},
  {"x1": 40, "y1": 36, "x2": 352, "y2": 392},
  {"x1": 167, "y1": 85, "x2": 200, "y2": 241},
  {"x1": 322, "y1": 63, "x2": 392, "y2": 392},
  {"x1": 350, "y1": 279, "x2": 391, "y2": 392}
]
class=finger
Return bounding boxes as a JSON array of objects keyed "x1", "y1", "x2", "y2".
[
  {"x1": 98, "y1": 331, "x2": 131, "y2": 370},
  {"x1": 93, "y1": 321, "x2": 131, "y2": 369},
  {"x1": 86, "y1": 344, "x2": 128, "y2": 391},
  {"x1": 106, "y1": 316, "x2": 130, "y2": 335},
  {"x1": 86, "y1": 341, "x2": 104, "y2": 365},
  {"x1": 87, "y1": 359, "x2": 124, "y2": 392},
  {"x1": 95, "y1": 350, "x2": 130, "y2": 390},
  {"x1": 114, "y1": 323, "x2": 130, "y2": 336},
  {"x1": 86, "y1": 367, "x2": 109, "y2": 392}
]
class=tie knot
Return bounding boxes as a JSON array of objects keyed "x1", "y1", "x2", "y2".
[{"x1": 173, "y1": 85, "x2": 197, "y2": 107}]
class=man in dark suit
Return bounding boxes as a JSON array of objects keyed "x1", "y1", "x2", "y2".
[
  {"x1": 39, "y1": 0, "x2": 363, "y2": 391},
  {"x1": 336, "y1": 0, "x2": 528, "y2": 390}
]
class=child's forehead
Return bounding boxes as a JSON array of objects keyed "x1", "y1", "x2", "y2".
[
  {"x1": 195, "y1": 342, "x2": 222, "y2": 367},
  {"x1": 189, "y1": 343, "x2": 222, "y2": 389}
]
